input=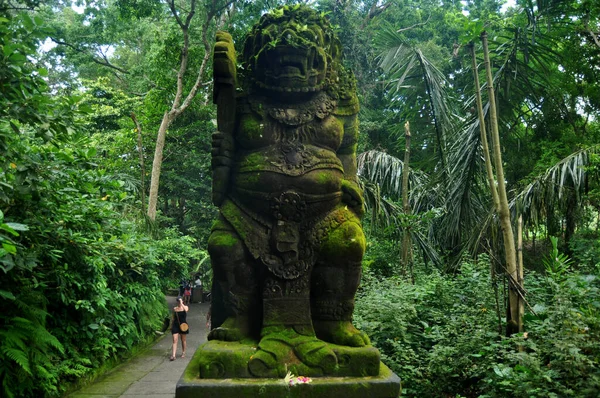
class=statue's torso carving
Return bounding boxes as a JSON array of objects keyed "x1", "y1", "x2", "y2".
[{"x1": 233, "y1": 93, "x2": 346, "y2": 212}]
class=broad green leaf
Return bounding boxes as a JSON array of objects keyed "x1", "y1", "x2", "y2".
[
  {"x1": 2, "y1": 242, "x2": 17, "y2": 254},
  {"x1": 5, "y1": 222, "x2": 28, "y2": 232},
  {"x1": 0, "y1": 290, "x2": 16, "y2": 300}
]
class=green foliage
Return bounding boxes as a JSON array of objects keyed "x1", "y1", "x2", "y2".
[
  {"x1": 355, "y1": 255, "x2": 600, "y2": 397},
  {"x1": 570, "y1": 229, "x2": 600, "y2": 273},
  {"x1": 0, "y1": 11, "x2": 202, "y2": 397},
  {"x1": 543, "y1": 236, "x2": 573, "y2": 280},
  {"x1": 2, "y1": 1, "x2": 600, "y2": 396},
  {"x1": 0, "y1": 125, "x2": 201, "y2": 396}
]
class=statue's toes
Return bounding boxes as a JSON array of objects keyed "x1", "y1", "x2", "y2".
[
  {"x1": 248, "y1": 348, "x2": 284, "y2": 377},
  {"x1": 314, "y1": 321, "x2": 370, "y2": 347},
  {"x1": 344, "y1": 329, "x2": 370, "y2": 347},
  {"x1": 207, "y1": 327, "x2": 225, "y2": 341},
  {"x1": 207, "y1": 326, "x2": 243, "y2": 341},
  {"x1": 295, "y1": 340, "x2": 337, "y2": 374}
]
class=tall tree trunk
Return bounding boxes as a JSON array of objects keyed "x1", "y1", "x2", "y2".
[
  {"x1": 179, "y1": 197, "x2": 186, "y2": 231},
  {"x1": 565, "y1": 190, "x2": 577, "y2": 254},
  {"x1": 148, "y1": 111, "x2": 173, "y2": 220},
  {"x1": 131, "y1": 113, "x2": 146, "y2": 215},
  {"x1": 481, "y1": 31, "x2": 522, "y2": 335},
  {"x1": 401, "y1": 121, "x2": 414, "y2": 284}
]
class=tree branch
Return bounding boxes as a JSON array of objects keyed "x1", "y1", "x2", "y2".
[
  {"x1": 167, "y1": 0, "x2": 185, "y2": 29},
  {"x1": 177, "y1": 0, "x2": 236, "y2": 113},
  {"x1": 397, "y1": 14, "x2": 431, "y2": 33},
  {"x1": 584, "y1": 23, "x2": 600, "y2": 49},
  {"x1": 50, "y1": 37, "x2": 129, "y2": 75}
]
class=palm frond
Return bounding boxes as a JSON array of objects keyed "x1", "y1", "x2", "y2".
[
  {"x1": 357, "y1": 150, "x2": 431, "y2": 209},
  {"x1": 411, "y1": 229, "x2": 444, "y2": 269},
  {"x1": 361, "y1": 178, "x2": 403, "y2": 229},
  {"x1": 374, "y1": 24, "x2": 461, "y2": 169},
  {"x1": 511, "y1": 146, "x2": 599, "y2": 226}
]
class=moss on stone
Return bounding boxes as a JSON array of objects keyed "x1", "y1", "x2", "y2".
[
  {"x1": 213, "y1": 31, "x2": 237, "y2": 81},
  {"x1": 240, "y1": 116, "x2": 263, "y2": 140},
  {"x1": 219, "y1": 200, "x2": 248, "y2": 242},
  {"x1": 243, "y1": 151, "x2": 266, "y2": 167},
  {"x1": 238, "y1": 172, "x2": 262, "y2": 184},
  {"x1": 212, "y1": 233, "x2": 239, "y2": 247},
  {"x1": 178, "y1": 363, "x2": 400, "y2": 397},
  {"x1": 186, "y1": 338, "x2": 382, "y2": 380},
  {"x1": 319, "y1": 219, "x2": 366, "y2": 260},
  {"x1": 315, "y1": 171, "x2": 336, "y2": 185}
]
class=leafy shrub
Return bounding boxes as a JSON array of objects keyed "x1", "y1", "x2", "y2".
[
  {"x1": 355, "y1": 255, "x2": 600, "y2": 397},
  {"x1": 0, "y1": 12, "x2": 202, "y2": 397}
]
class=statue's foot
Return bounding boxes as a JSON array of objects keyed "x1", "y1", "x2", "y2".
[
  {"x1": 207, "y1": 316, "x2": 248, "y2": 341},
  {"x1": 248, "y1": 327, "x2": 338, "y2": 377},
  {"x1": 313, "y1": 320, "x2": 370, "y2": 347}
]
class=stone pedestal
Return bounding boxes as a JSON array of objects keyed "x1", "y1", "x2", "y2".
[
  {"x1": 176, "y1": 337, "x2": 400, "y2": 397},
  {"x1": 176, "y1": 361, "x2": 401, "y2": 398}
]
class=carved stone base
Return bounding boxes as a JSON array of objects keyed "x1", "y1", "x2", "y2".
[{"x1": 176, "y1": 361, "x2": 401, "y2": 398}]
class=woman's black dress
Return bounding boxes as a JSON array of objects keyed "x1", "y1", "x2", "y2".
[{"x1": 172, "y1": 310, "x2": 189, "y2": 334}]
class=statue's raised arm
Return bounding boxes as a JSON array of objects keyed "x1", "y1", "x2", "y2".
[{"x1": 211, "y1": 31, "x2": 237, "y2": 206}]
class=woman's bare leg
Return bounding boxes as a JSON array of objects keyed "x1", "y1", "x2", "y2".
[
  {"x1": 171, "y1": 333, "x2": 179, "y2": 359},
  {"x1": 180, "y1": 334, "x2": 187, "y2": 357}
]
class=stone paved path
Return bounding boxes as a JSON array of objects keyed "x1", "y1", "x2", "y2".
[{"x1": 67, "y1": 297, "x2": 209, "y2": 398}]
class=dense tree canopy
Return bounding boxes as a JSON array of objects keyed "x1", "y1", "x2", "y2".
[{"x1": 1, "y1": 0, "x2": 600, "y2": 397}]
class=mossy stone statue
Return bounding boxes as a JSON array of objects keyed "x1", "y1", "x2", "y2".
[{"x1": 179, "y1": 7, "x2": 400, "y2": 396}]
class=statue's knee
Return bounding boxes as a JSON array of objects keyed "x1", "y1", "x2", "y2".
[{"x1": 320, "y1": 221, "x2": 366, "y2": 261}]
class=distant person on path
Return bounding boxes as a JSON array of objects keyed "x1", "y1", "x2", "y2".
[
  {"x1": 170, "y1": 297, "x2": 189, "y2": 361},
  {"x1": 183, "y1": 282, "x2": 192, "y2": 305},
  {"x1": 194, "y1": 276, "x2": 202, "y2": 303}
]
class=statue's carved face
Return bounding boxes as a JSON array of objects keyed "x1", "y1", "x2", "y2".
[{"x1": 243, "y1": 7, "x2": 340, "y2": 93}]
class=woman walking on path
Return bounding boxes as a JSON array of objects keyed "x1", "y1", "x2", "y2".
[{"x1": 170, "y1": 296, "x2": 189, "y2": 361}]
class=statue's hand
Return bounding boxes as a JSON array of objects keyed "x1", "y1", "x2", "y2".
[
  {"x1": 341, "y1": 179, "x2": 364, "y2": 217},
  {"x1": 211, "y1": 131, "x2": 234, "y2": 207},
  {"x1": 212, "y1": 131, "x2": 234, "y2": 158}
]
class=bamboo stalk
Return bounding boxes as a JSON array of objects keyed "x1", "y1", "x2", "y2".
[
  {"x1": 481, "y1": 31, "x2": 522, "y2": 334},
  {"x1": 401, "y1": 121, "x2": 414, "y2": 283},
  {"x1": 517, "y1": 215, "x2": 524, "y2": 332},
  {"x1": 469, "y1": 43, "x2": 500, "y2": 212}
]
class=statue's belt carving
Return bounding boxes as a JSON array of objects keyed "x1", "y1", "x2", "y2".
[
  {"x1": 236, "y1": 144, "x2": 344, "y2": 176},
  {"x1": 231, "y1": 188, "x2": 342, "y2": 223},
  {"x1": 221, "y1": 194, "x2": 356, "y2": 280}
]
